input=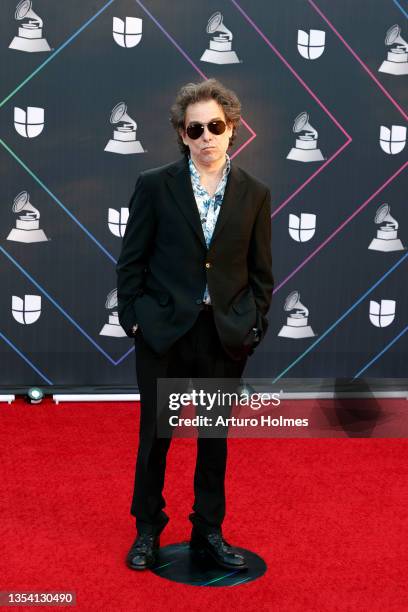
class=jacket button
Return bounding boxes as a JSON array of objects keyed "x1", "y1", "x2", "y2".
[
  {"x1": 205, "y1": 262, "x2": 211, "y2": 269},
  {"x1": 195, "y1": 298, "x2": 202, "y2": 305}
]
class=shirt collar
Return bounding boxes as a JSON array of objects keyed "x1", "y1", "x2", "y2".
[{"x1": 188, "y1": 154, "x2": 231, "y2": 183}]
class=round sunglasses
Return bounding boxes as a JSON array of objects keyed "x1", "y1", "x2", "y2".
[{"x1": 185, "y1": 119, "x2": 227, "y2": 140}]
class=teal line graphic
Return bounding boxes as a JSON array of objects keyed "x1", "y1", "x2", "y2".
[
  {"x1": 0, "y1": 0, "x2": 118, "y2": 264},
  {"x1": 392, "y1": 0, "x2": 408, "y2": 19},
  {"x1": 0, "y1": 0, "x2": 115, "y2": 109},
  {"x1": 354, "y1": 323, "x2": 408, "y2": 378},
  {"x1": 0, "y1": 138, "x2": 116, "y2": 264},
  {"x1": 231, "y1": 576, "x2": 253, "y2": 586},
  {"x1": 0, "y1": 331, "x2": 53, "y2": 384},
  {"x1": 0, "y1": 245, "x2": 128, "y2": 365},
  {"x1": 200, "y1": 570, "x2": 242, "y2": 586},
  {"x1": 154, "y1": 560, "x2": 178, "y2": 569},
  {"x1": 273, "y1": 252, "x2": 408, "y2": 382}
]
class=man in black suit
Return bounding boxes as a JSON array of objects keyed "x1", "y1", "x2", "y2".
[{"x1": 116, "y1": 79, "x2": 273, "y2": 571}]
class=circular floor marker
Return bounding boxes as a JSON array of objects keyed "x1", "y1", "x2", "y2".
[{"x1": 150, "y1": 541, "x2": 267, "y2": 587}]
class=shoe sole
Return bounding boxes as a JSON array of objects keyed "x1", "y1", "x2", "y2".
[{"x1": 126, "y1": 550, "x2": 158, "y2": 571}]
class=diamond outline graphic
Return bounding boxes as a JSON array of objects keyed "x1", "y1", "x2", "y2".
[
  {"x1": 0, "y1": 245, "x2": 135, "y2": 367},
  {"x1": 309, "y1": 0, "x2": 408, "y2": 120},
  {"x1": 274, "y1": 161, "x2": 408, "y2": 294},
  {"x1": 0, "y1": 0, "x2": 258, "y2": 372},
  {"x1": 230, "y1": 0, "x2": 408, "y2": 376},
  {"x1": 229, "y1": 0, "x2": 353, "y2": 218},
  {"x1": 273, "y1": 250, "x2": 408, "y2": 382},
  {"x1": 0, "y1": 0, "x2": 137, "y2": 375},
  {"x1": 0, "y1": 0, "x2": 405, "y2": 379}
]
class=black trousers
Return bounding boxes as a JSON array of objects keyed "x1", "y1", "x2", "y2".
[{"x1": 131, "y1": 308, "x2": 248, "y2": 536}]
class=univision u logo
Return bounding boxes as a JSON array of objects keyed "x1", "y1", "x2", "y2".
[
  {"x1": 12, "y1": 295, "x2": 42, "y2": 324},
  {"x1": 112, "y1": 17, "x2": 142, "y2": 48},
  {"x1": 369, "y1": 299, "x2": 396, "y2": 328},
  {"x1": 379, "y1": 125, "x2": 406, "y2": 154},
  {"x1": 297, "y1": 29, "x2": 326, "y2": 59},
  {"x1": 14, "y1": 106, "x2": 44, "y2": 138}
]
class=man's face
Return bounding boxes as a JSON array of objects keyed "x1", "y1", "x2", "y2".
[{"x1": 180, "y1": 99, "x2": 233, "y2": 166}]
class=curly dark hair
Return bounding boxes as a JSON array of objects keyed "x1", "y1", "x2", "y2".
[{"x1": 170, "y1": 78, "x2": 241, "y2": 155}]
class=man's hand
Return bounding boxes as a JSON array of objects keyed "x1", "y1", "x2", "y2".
[
  {"x1": 128, "y1": 324, "x2": 138, "y2": 337},
  {"x1": 116, "y1": 173, "x2": 154, "y2": 336}
]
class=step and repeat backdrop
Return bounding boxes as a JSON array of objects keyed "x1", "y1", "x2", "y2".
[{"x1": 0, "y1": 0, "x2": 407, "y2": 388}]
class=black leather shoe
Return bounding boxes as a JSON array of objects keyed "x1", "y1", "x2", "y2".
[
  {"x1": 189, "y1": 530, "x2": 248, "y2": 570},
  {"x1": 126, "y1": 533, "x2": 160, "y2": 571}
]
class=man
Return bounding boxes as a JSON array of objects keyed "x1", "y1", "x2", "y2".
[{"x1": 116, "y1": 78, "x2": 273, "y2": 572}]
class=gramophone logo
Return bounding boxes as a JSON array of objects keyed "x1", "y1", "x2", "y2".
[
  {"x1": 379, "y1": 125, "x2": 406, "y2": 154},
  {"x1": 378, "y1": 25, "x2": 408, "y2": 76},
  {"x1": 7, "y1": 191, "x2": 48, "y2": 243},
  {"x1": 108, "y1": 207, "x2": 129, "y2": 237},
  {"x1": 369, "y1": 299, "x2": 396, "y2": 328},
  {"x1": 12, "y1": 294, "x2": 42, "y2": 325},
  {"x1": 288, "y1": 213, "x2": 316, "y2": 242},
  {"x1": 297, "y1": 29, "x2": 326, "y2": 60},
  {"x1": 278, "y1": 291, "x2": 316, "y2": 339},
  {"x1": 9, "y1": 0, "x2": 51, "y2": 53},
  {"x1": 112, "y1": 17, "x2": 142, "y2": 48},
  {"x1": 99, "y1": 289, "x2": 127, "y2": 337},
  {"x1": 368, "y1": 203, "x2": 405, "y2": 252},
  {"x1": 286, "y1": 112, "x2": 324, "y2": 162},
  {"x1": 200, "y1": 12, "x2": 240, "y2": 64},
  {"x1": 14, "y1": 106, "x2": 44, "y2": 138},
  {"x1": 104, "y1": 102, "x2": 145, "y2": 154}
]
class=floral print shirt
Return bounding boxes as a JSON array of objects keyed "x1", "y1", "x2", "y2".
[{"x1": 188, "y1": 154, "x2": 231, "y2": 304}]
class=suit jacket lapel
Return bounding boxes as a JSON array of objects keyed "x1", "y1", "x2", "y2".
[
  {"x1": 165, "y1": 157, "x2": 247, "y2": 249},
  {"x1": 210, "y1": 164, "x2": 246, "y2": 245},
  {"x1": 166, "y1": 157, "x2": 206, "y2": 248}
]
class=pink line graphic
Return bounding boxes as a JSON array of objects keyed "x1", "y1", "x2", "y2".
[
  {"x1": 308, "y1": 0, "x2": 408, "y2": 121},
  {"x1": 229, "y1": 0, "x2": 352, "y2": 217},
  {"x1": 273, "y1": 138, "x2": 351, "y2": 218},
  {"x1": 274, "y1": 160, "x2": 408, "y2": 293},
  {"x1": 135, "y1": 0, "x2": 256, "y2": 158}
]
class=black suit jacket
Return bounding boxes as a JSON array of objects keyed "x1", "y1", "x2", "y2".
[{"x1": 116, "y1": 156, "x2": 274, "y2": 360}]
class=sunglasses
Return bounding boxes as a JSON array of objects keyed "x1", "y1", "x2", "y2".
[{"x1": 185, "y1": 119, "x2": 227, "y2": 140}]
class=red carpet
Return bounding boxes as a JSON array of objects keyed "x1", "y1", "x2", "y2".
[{"x1": 1, "y1": 398, "x2": 407, "y2": 611}]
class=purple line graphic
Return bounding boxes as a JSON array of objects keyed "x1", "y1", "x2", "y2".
[
  {"x1": 309, "y1": 0, "x2": 408, "y2": 121},
  {"x1": 229, "y1": 0, "x2": 352, "y2": 216},
  {"x1": 274, "y1": 160, "x2": 408, "y2": 293},
  {"x1": 0, "y1": 244, "x2": 136, "y2": 367},
  {"x1": 0, "y1": 330, "x2": 53, "y2": 384},
  {"x1": 230, "y1": 0, "x2": 351, "y2": 138},
  {"x1": 135, "y1": 0, "x2": 256, "y2": 158},
  {"x1": 273, "y1": 138, "x2": 351, "y2": 218}
]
